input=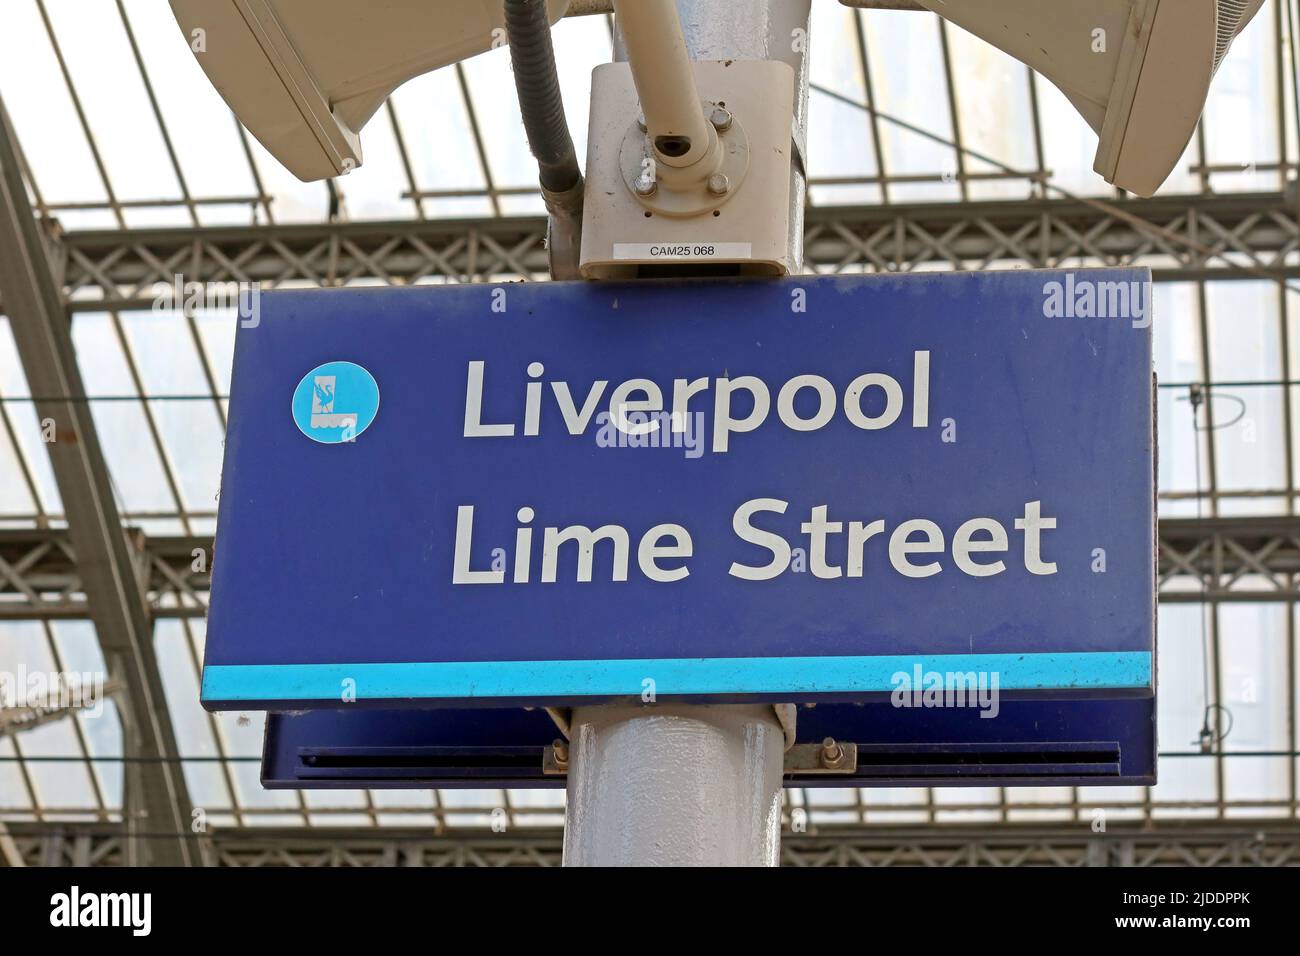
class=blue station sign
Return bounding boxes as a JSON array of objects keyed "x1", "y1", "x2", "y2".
[{"x1": 202, "y1": 270, "x2": 1155, "y2": 710}]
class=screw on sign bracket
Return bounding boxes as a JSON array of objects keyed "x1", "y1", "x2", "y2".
[
  {"x1": 543, "y1": 738, "x2": 570, "y2": 775},
  {"x1": 542, "y1": 737, "x2": 858, "y2": 777},
  {"x1": 619, "y1": 99, "x2": 750, "y2": 218},
  {"x1": 784, "y1": 738, "x2": 857, "y2": 775}
]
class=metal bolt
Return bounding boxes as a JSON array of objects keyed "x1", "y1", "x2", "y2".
[
  {"x1": 634, "y1": 173, "x2": 658, "y2": 197},
  {"x1": 552, "y1": 738, "x2": 570, "y2": 766},
  {"x1": 709, "y1": 106, "x2": 733, "y2": 131},
  {"x1": 707, "y1": 172, "x2": 730, "y2": 196},
  {"x1": 819, "y1": 736, "x2": 844, "y2": 769}
]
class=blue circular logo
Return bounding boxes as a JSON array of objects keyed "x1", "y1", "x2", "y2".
[{"x1": 291, "y1": 361, "x2": 380, "y2": 444}]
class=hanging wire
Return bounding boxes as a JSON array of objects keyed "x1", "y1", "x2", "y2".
[
  {"x1": 1183, "y1": 384, "x2": 1234, "y2": 753},
  {"x1": 1176, "y1": 387, "x2": 1248, "y2": 430}
]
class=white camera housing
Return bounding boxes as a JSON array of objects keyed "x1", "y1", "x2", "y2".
[{"x1": 579, "y1": 59, "x2": 798, "y2": 278}]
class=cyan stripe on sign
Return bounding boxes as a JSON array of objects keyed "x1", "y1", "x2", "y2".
[{"x1": 202, "y1": 651, "x2": 1151, "y2": 702}]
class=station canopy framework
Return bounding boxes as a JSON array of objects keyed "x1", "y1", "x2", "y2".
[{"x1": 1, "y1": 0, "x2": 1299, "y2": 867}]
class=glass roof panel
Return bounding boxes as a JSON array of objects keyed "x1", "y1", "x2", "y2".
[
  {"x1": 192, "y1": 309, "x2": 238, "y2": 399},
  {"x1": 1219, "y1": 603, "x2": 1290, "y2": 804},
  {"x1": 119, "y1": 310, "x2": 226, "y2": 517},
  {"x1": 1031, "y1": 74, "x2": 1113, "y2": 198},
  {"x1": 946, "y1": 27, "x2": 1037, "y2": 201},
  {"x1": 463, "y1": 50, "x2": 545, "y2": 195},
  {"x1": 862, "y1": 10, "x2": 961, "y2": 203},
  {"x1": 17, "y1": 719, "x2": 95, "y2": 816},
  {"x1": 806, "y1": 6, "x2": 880, "y2": 206},
  {"x1": 1204, "y1": 6, "x2": 1282, "y2": 193},
  {"x1": 0, "y1": 0, "x2": 108, "y2": 208},
  {"x1": 553, "y1": 14, "x2": 612, "y2": 167},
  {"x1": 1206, "y1": 282, "x2": 1287, "y2": 506},
  {"x1": 1155, "y1": 604, "x2": 1217, "y2": 807},
  {"x1": 0, "y1": 317, "x2": 62, "y2": 519},
  {"x1": 0, "y1": 736, "x2": 34, "y2": 816},
  {"x1": 0, "y1": 425, "x2": 35, "y2": 517},
  {"x1": 40, "y1": 0, "x2": 182, "y2": 212},
  {"x1": 119, "y1": 0, "x2": 260, "y2": 213},
  {"x1": 335, "y1": 110, "x2": 413, "y2": 222},
  {"x1": 1, "y1": 619, "x2": 100, "y2": 815},
  {"x1": 1153, "y1": 283, "x2": 1208, "y2": 517},
  {"x1": 153, "y1": 618, "x2": 231, "y2": 813},
  {"x1": 246, "y1": 137, "x2": 328, "y2": 225},
  {"x1": 389, "y1": 68, "x2": 494, "y2": 217},
  {"x1": 70, "y1": 313, "x2": 179, "y2": 522}
]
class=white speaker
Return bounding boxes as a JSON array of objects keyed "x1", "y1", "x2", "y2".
[
  {"x1": 911, "y1": 0, "x2": 1265, "y2": 196},
  {"x1": 168, "y1": 0, "x2": 570, "y2": 181}
]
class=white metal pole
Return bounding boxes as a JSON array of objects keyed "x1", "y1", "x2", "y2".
[
  {"x1": 610, "y1": 0, "x2": 714, "y2": 168},
  {"x1": 563, "y1": 704, "x2": 786, "y2": 866},
  {"x1": 563, "y1": 0, "x2": 812, "y2": 868}
]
